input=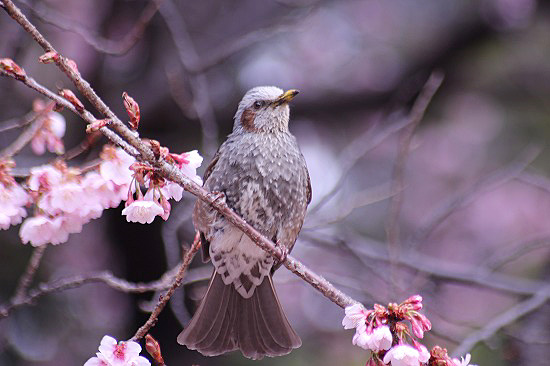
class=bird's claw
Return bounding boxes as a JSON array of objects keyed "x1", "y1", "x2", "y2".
[
  {"x1": 209, "y1": 191, "x2": 226, "y2": 205},
  {"x1": 275, "y1": 240, "x2": 288, "y2": 263}
]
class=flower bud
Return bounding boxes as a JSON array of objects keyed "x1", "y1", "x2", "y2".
[
  {"x1": 145, "y1": 334, "x2": 165, "y2": 365},
  {"x1": 86, "y1": 118, "x2": 111, "y2": 133},
  {"x1": 39, "y1": 51, "x2": 59, "y2": 64},
  {"x1": 60, "y1": 89, "x2": 84, "y2": 113},
  {"x1": 122, "y1": 92, "x2": 140, "y2": 130},
  {"x1": 0, "y1": 58, "x2": 26, "y2": 80}
]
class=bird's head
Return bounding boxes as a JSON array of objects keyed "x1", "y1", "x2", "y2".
[{"x1": 233, "y1": 86, "x2": 299, "y2": 134}]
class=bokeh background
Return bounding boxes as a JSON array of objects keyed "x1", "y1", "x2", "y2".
[{"x1": 1, "y1": 0, "x2": 550, "y2": 365}]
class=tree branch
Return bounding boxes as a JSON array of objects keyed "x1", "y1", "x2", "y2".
[
  {"x1": 0, "y1": 100, "x2": 53, "y2": 159},
  {"x1": 0, "y1": 264, "x2": 211, "y2": 319},
  {"x1": 13, "y1": 245, "x2": 48, "y2": 302},
  {"x1": 130, "y1": 232, "x2": 201, "y2": 341},
  {"x1": 452, "y1": 286, "x2": 550, "y2": 356},
  {"x1": 3, "y1": 0, "x2": 359, "y2": 310}
]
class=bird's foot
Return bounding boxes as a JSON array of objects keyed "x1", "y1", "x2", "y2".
[
  {"x1": 208, "y1": 190, "x2": 226, "y2": 205},
  {"x1": 274, "y1": 240, "x2": 288, "y2": 263}
]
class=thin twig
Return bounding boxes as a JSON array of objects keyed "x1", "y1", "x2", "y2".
[
  {"x1": 158, "y1": 0, "x2": 219, "y2": 157},
  {"x1": 17, "y1": 0, "x2": 160, "y2": 55},
  {"x1": 0, "y1": 265, "x2": 211, "y2": 319},
  {"x1": 306, "y1": 231, "x2": 547, "y2": 297},
  {"x1": 130, "y1": 232, "x2": 201, "y2": 341},
  {"x1": 308, "y1": 116, "x2": 415, "y2": 215},
  {"x1": 406, "y1": 146, "x2": 541, "y2": 248},
  {"x1": 385, "y1": 72, "x2": 444, "y2": 291},
  {"x1": 483, "y1": 234, "x2": 550, "y2": 271},
  {"x1": 0, "y1": 69, "x2": 139, "y2": 158},
  {"x1": 452, "y1": 286, "x2": 550, "y2": 356},
  {"x1": 0, "y1": 111, "x2": 36, "y2": 133},
  {"x1": 0, "y1": 101, "x2": 53, "y2": 159},
  {"x1": 3, "y1": 0, "x2": 358, "y2": 311},
  {"x1": 14, "y1": 245, "x2": 48, "y2": 302}
]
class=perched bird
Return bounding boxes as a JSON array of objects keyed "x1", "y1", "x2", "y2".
[{"x1": 177, "y1": 86, "x2": 311, "y2": 359}]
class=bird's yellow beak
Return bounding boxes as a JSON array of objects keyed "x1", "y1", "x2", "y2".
[{"x1": 272, "y1": 89, "x2": 299, "y2": 106}]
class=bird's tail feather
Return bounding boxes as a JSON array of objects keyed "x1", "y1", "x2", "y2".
[{"x1": 177, "y1": 272, "x2": 301, "y2": 359}]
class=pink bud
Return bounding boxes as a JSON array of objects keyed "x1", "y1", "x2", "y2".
[
  {"x1": 418, "y1": 314, "x2": 432, "y2": 331},
  {"x1": 411, "y1": 317, "x2": 424, "y2": 339},
  {"x1": 122, "y1": 92, "x2": 140, "y2": 130},
  {"x1": 0, "y1": 58, "x2": 26, "y2": 80},
  {"x1": 86, "y1": 118, "x2": 111, "y2": 133},
  {"x1": 39, "y1": 51, "x2": 59, "y2": 64},
  {"x1": 145, "y1": 334, "x2": 165, "y2": 365},
  {"x1": 60, "y1": 89, "x2": 84, "y2": 113}
]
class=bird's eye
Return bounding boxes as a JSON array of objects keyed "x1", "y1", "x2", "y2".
[{"x1": 253, "y1": 101, "x2": 263, "y2": 109}]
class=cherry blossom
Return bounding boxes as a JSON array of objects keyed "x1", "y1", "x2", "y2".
[
  {"x1": 83, "y1": 335, "x2": 150, "y2": 366},
  {"x1": 170, "y1": 149, "x2": 203, "y2": 185},
  {"x1": 0, "y1": 180, "x2": 29, "y2": 230},
  {"x1": 31, "y1": 111, "x2": 66, "y2": 155},
  {"x1": 383, "y1": 344, "x2": 422, "y2": 366},
  {"x1": 416, "y1": 344, "x2": 430, "y2": 363},
  {"x1": 28, "y1": 164, "x2": 63, "y2": 191},
  {"x1": 368, "y1": 325, "x2": 392, "y2": 352},
  {"x1": 352, "y1": 324, "x2": 371, "y2": 350},
  {"x1": 19, "y1": 215, "x2": 63, "y2": 246},
  {"x1": 342, "y1": 303, "x2": 368, "y2": 329},
  {"x1": 100, "y1": 147, "x2": 135, "y2": 186},
  {"x1": 122, "y1": 199, "x2": 164, "y2": 224}
]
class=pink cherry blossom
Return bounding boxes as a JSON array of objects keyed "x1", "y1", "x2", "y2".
[
  {"x1": 31, "y1": 111, "x2": 66, "y2": 155},
  {"x1": 28, "y1": 164, "x2": 63, "y2": 191},
  {"x1": 352, "y1": 324, "x2": 371, "y2": 350},
  {"x1": 122, "y1": 200, "x2": 164, "y2": 224},
  {"x1": 84, "y1": 335, "x2": 150, "y2": 366},
  {"x1": 368, "y1": 325, "x2": 393, "y2": 352},
  {"x1": 417, "y1": 344, "x2": 430, "y2": 363},
  {"x1": 342, "y1": 303, "x2": 368, "y2": 329},
  {"x1": 159, "y1": 181, "x2": 183, "y2": 201},
  {"x1": 43, "y1": 181, "x2": 84, "y2": 214},
  {"x1": 81, "y1": 172, "x2": 126, "y2": 209},
  {"x1": 0, "y1": 181, "x2": 28, "y2": 230},
  {"x1": 100, "y1": 147, "x2": 135, "y2": 186},
  {"x1": 19, "y1": 215, "x2": 63, "y2": 246},
  {"x1": 383, "y1": 344, "x2": 422, "y2": 366},
  {"x1": 171, "y1": 150, "x2": 203, "y2": 185}
]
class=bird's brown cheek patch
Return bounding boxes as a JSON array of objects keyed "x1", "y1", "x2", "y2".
[{"x1": 241, "y1": 108, "x2": 257, "y2": 131}]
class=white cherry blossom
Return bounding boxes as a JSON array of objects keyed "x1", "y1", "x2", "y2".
[
  {"x1": 383, "y1": 344, "x2": 422, "y2": 366},
  {"x1": 122, "y1": 200, "x2": 163, "y2": 224},
  {"x1": 84, "y1": 335, "x2": 150, "y2": 366}
]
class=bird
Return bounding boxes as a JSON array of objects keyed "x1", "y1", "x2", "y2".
[{"x1": 177, "y1": 86, "x2": 311, "y2": 360}]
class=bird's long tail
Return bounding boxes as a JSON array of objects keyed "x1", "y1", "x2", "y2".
[{"x1": 177, "y1": 272, "x2": 301, "y2": 359}]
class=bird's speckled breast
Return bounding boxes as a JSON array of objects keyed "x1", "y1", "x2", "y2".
[{"x1": 205, "y1": 131, "x2": 309, "y2": 243}]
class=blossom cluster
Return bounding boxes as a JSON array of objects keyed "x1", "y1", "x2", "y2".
[
  {"x1": 0, "y1": 160, "x2": 29, "y2": 230},
  {"x1": 84, "y1": 336, "x2": 150, "y2": 366},
  {"x1": 342, "y1": 296, "x2": 477, "y2": 366},
  {"x1": 31, "y1": 99, "x2": 66, "y2": 155},
  {"x1": 1, "y1": 143, "x2": 202, "y2": 246}
]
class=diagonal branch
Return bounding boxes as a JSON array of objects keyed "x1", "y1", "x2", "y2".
[
  {"x1": 2, "y1": 0, "x2": 358, "y2": 310},
  {"x1": 452, "y1": 286, "x2": 550, "y2": 356},
  {"x1": 0, "y1": 100, "x2": 53, "y2": 159},
  {"x1": 130, "y1": 232, "x2": 201, "y2": 341}
]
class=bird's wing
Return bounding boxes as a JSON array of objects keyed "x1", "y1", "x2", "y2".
[
  {"x1": 193, "y1": 150, "x2": 220, "y2": 262},
  {"x1": 306, "y1": 167, "x2": 312, "y2": 205}
]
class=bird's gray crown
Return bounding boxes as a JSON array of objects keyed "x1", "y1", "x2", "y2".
[{"x1": 233, "y1": 86, "x2": 293, "y2": 134}]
